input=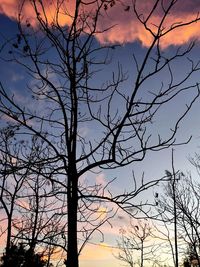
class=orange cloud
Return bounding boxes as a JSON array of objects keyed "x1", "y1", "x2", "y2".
[
  {"x1": 97, "y1": 1, "x2": 200, "y2": 48},
  {"x1": 0, "y1": 1, "x2": 18, "y2": 20},
  {"x1": 0, "y1": 1, "x2": 200, "y2": 48},
  {"x1": 0, "y1": 0, "x2": 74, "y2": 26}
]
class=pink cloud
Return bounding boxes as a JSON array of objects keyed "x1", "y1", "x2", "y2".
[
  {"x1": 97, "y1": 0, "x2": 200, "y2": 48},
  {"x1": 0, "y1": 0, "x2": 74, "y2": 26},
  {"x1": 0, "y1": 1, "x2": 18, "y2": 20},
  {"x1": 1, "y1": 1, "x2": 200, "y2": 47}
]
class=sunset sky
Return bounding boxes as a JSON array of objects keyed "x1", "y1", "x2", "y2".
[{"x1": 1, "y1": 1, "x2": 200, "y2": 266}]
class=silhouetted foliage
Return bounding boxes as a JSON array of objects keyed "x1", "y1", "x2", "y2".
[{"x1": 0, "y1": 243, "x2": 49, "y2": 267}]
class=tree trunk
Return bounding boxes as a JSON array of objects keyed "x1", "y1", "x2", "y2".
[
  {"x1": 65, "y1": 171, "x2": 79, "y2": 267},
  {"x1": 140, "y1": 240, "x2": 144, "y2": 267},
  {"x1": 5, "y1": 215, "x2": 12, "y2": 265}
]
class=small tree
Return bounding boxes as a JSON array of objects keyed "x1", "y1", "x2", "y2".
[
  {"x1": 0, "y1": 126, "x2": 31, "y2": 263},
  {"x1": 115, "y1": 219, "x2": 164, "y2": 267},
  {"x1": 158, "y1": 170, "x2": 200, "y2": 267},
  {"x1": 0, "y1": 128, "x2": 62, "y2": 265}
]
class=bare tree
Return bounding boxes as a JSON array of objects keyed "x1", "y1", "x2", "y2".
[
  {"x1": 157, "y1": 169, "x2": 200, "y2": 267},
  {"x1": 115, "y1": 219, "x2": 162, "y2": 267},
  {"x1": 0, "y1": 127, "x2": 59, "y2": 266},
  {"x1": 0, "y1": 126, "x2": 30, "y2": 265},
  {"x1": 14, "y1": 168, "x2": 66, "y2": 266},
  {"x1": 115, "y1": 217, "x2": 178, "y2": 267},
  {"x1": 0, "y1": 1, "x2": 200, "y2": 266}
]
